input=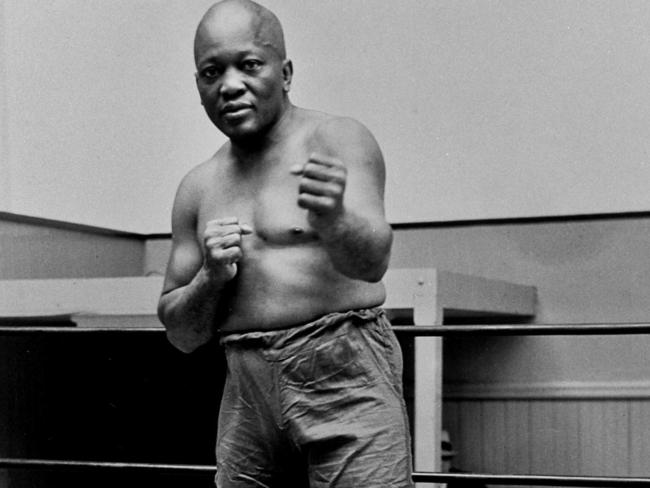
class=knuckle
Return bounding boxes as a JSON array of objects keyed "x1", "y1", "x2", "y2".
[
  {"x1": 299, "y1": 181, "x2": 317, "y2": 194},
  {"x1": 322, "y1": 199, "x2": 336, "y2": 210},
  {"x1": 208, "y1": 248, "x2": 222, "y2": 261},
  {"x1": 297, "y1": 194, "x2": 311, "y2": 208},
  {"x1": 205, "y1": 227, "x2": 224, "y2": 239},
  {"x1": 206, "y1": 217, "x2": 238, "y2": 233},
  {"x1": 303, "y1": 163, "x2": 317, "y2": 176},
  {"x1": 215, "y1": 216, "x2": 237, "y2": 225},
  {"x1": 328, "y1": 182, "x2": 343, "y2": 195},
  {"x1": 225, "y1": 247, "x2": 242, "y2": 261}
]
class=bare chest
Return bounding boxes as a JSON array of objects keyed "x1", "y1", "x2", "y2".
[{"x1": 196, "y1": 149, "x2": 316, "y2": 244}]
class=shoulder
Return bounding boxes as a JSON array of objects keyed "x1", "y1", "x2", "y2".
[
  {"x1": 307, "y1": 112, "x2": 384, "y2": 168},
  {"x1": 171, "y1": 154, "x2": 222, "y2": 223},
  {"x1": 178, "y1": 159, "x2": 211, "y2": 192},
  {"x1": 302, "y1": 112, "x2": 383, "y2": 161},
  {"x1": 175, "y1": 150, "x2": 225, "y2": 201},
  {"x1": 174, "y1": 164, "x2": 203, "y2": 210},
  {"x1": 311, "y1": 113, "x2": 377, "y2": 147}
]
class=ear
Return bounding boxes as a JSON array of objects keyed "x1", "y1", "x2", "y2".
[
  {"x1": 282, "y1": 59, "x2": 293, "y2": 93},
  {"x1": 194, "y1": 72, "x2": 204, "y2": 105}
]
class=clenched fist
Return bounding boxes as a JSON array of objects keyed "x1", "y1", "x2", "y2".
[
  {"x1": 290, "y1": 152, "x2": 347, "y2": 229},
  {"x1": 203, "y1": 217, "x2": 253, "y2": 282}
]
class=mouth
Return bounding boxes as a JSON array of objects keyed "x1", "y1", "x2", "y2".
[{"x1": 221, "y1": 103, "x2": 253, "y2": 120}]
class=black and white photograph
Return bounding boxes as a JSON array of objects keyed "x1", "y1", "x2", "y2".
[{"x1": 1, "y1": 1, "x2": 650, "y2": 487}]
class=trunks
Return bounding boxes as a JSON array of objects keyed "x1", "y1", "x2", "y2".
[{"x1": 216, "y1": 308, "x2": 414, "y2": 488}]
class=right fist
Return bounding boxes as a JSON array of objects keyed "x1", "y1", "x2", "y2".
[{"x1": 203, "y1": 217, "x2": 253, "y2": 282}]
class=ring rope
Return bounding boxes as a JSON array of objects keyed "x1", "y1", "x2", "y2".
[
  {"x1": 3, "y1": 323, "x2": 650, "y2": 335},
  {"x1": 1, "y1": 458, "x2": 650, "y2": 486},
  {"x1": 3, "y1": 322, "x2": 650, "y2": 484}
]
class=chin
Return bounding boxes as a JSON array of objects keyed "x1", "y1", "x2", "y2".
[
  {"x1": 222, "y1": 122, "x2": 274, "y2": 145},
  {"x1": 224, "y1": 129, "x2": 259, "y2": 144},
  {"x1": 218, "y1": 119, "x2": 254, "y2": 137}
]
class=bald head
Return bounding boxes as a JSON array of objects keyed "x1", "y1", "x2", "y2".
[{"x1": 194, "y1": 0, "x2": 287, "y2": 65}]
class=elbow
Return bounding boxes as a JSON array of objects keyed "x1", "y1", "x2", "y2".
[
  {"x1": 346, "y1": 231, "x2": 392, "y2": 283},
  {"x1": 367, "y1": 268, "x2": 388, "y2": 283},
  {"x1": 359, "y1": 257, "x2": 390, "y2": 283},
  {"x1": 165, "y1": 328, "x2": 205, "y2": 354},
  {"x1": 345, "y1": 249, "x2": 391, "y2": 283},
  {"x1": 362, "y1": 231, "x2": 392, "y2": 282},
  {"x1": 158, "y1": 300, "x2": 209, "y2": 354}
]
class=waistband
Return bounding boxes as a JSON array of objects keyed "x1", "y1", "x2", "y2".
[{"x1": 219, "y1": 308, "x2": 385, "y2": 356}]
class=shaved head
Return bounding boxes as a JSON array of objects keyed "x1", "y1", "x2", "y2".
[{"x1": 194, "y1": 0, "x2": 287, "y2": 65}]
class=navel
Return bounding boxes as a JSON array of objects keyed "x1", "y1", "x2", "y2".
[{"x1": 290, "y1": 226, "x2": 305, "y2": 235}]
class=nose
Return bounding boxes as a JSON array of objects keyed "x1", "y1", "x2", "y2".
[{"x1": 219, "y1": 67, "x2": 246, "y2": 99}]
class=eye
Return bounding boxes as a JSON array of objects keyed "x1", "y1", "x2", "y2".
[
  {"x1": 199, "y1": 66, "x2": 220, "y2": 80},
  {"x1": 241, "y1": 59, "x2": 263, "y2": 72}
]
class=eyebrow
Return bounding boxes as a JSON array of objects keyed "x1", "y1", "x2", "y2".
[{"x1": 199, "y1": 43, "x2": 269, "y2": 62}]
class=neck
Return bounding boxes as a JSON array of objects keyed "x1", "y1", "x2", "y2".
[{"x1": 229, "y1": 102, "x2": 295, "y2": 158}]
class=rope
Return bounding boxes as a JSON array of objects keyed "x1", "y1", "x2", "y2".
[
  {"x1": 392, "y1": 323, "x2": 650, "y2": 336},
  {"x1": 0, "y1": 458, "x2": 212, "y2": 474},
  {"x1": 3, "y1": 323, "x2": 650, "y2": 336},
  {"x1": 411, "y1": 471, "x2": 650, "y2": 486},
  {"x1": 2, "y1": 459, "x2": 650, "y2": 486},
  {"x1": 3, "y1": 322, "x2": 650, "y2": 485}
]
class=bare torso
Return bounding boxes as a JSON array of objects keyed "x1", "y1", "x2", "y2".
[{"x1": 193, "y1": 108, "x2": 386, "y2": 332}]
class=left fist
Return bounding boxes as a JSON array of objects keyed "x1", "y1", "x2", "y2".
[{"x1": 290, "y1": 152, "x2": 347, "y2": 226}]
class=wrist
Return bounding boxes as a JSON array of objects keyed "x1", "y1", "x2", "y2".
[
  {"x1": 308, "y1": 207, "x2": 347, "y2": 236},
  {"x1": 198, "y1": 263, "x2": 232, "y2": 289}
]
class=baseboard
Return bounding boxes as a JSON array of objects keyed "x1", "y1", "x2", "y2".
[{"x1": 444, "y1": 380, "x2": 650, "y2": 400}]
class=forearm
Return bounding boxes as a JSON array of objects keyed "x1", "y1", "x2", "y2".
[
  {"x1": 158, "y1": 267, "x2": 227, "y2": 353},
  {"x1": 317, "y1": 210, "x2": 392, "y2": 282}
]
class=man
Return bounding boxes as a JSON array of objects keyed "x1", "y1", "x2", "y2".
[{"x1": 158, "y1": 1, "x2": 413, "y2": 486}]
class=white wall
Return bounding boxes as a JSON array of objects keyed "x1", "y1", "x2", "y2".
[
  {"x1": 0, "y1": 0, "x2": 9, "y2": 211},
  {"x1": 3, "y1": 0, "x2": 219, "y2": 233},
  {"x1": 3, "y1": 1, "x2": 650, "y2": 233}
]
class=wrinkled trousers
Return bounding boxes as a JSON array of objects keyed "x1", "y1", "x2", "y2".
[{"x1": 216, "y1": 308, "x2": 414, "y2": 488}]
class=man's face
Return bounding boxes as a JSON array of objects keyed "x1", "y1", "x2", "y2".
[{"x1": 194, "y1": 14, "x2": 290, "y2": 142}]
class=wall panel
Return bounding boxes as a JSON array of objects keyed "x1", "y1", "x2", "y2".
[
  {"x1": 502, "y1": 401, "x2": 531, "y2": 476},
  {"x1": 0, "y1": 217, "x2": 145, "y2": 279},
  {"x1": 443, "y1": 397, "x2": 650, "y2": 481},
  {"x1": 482, "y1": 401, "x2": 508, "y2": 473},
  {"x1": 630, "y1": 401, "x2": 650, "y2": 476},
  {"x1": 578, "y1": 402, "x2": 630, "y2": 476}
]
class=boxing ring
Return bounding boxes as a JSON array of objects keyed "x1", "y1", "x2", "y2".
[{"x1": 1, "y1": 270, "x2": 650, "y2": 487}]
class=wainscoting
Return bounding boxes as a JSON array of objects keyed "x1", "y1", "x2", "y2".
[{"x1": 443, "y1": 381, "x2": 650, "y2": 487}]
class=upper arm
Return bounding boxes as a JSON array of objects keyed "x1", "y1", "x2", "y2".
[
  {"x1": 161, "y1": 171, "x2": 204, "y2": 295},
  {"x1": 312, "y1": 117, "x2": 388, "y2": 221}
]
